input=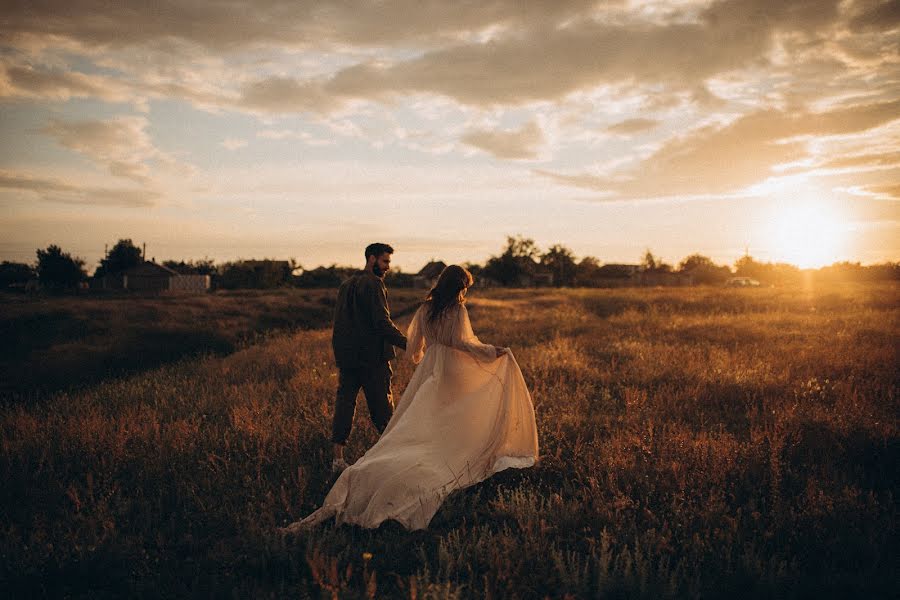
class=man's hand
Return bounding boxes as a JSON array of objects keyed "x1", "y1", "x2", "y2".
[{"x1": 495, "y1": 346, "x2": 510, "y2": 358}]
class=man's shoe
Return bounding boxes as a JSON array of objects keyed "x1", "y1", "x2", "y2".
[{"x1": 331, "y1": 458, "x2": 349, "y2": 474}]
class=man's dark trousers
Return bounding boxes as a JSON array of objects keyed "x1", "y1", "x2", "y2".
[{"x1": 331, "y1": 361, "x2": 393, "y2": 444}]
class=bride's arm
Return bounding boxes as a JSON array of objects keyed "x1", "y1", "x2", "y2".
[
  {"x1": 405, "y1": 305, "x2": 427, "y2": 364},
  {"x1": 450, "y1": 304, "x2": 503, "y2": 362}
]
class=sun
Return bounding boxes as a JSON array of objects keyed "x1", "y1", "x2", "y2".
[{"x1": 764, "y1": 190, "x2": 848, "y2": 269}]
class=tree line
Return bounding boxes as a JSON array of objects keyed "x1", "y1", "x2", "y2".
[{"x1": 2, "y1": 236, "x2": 897, "y2": 292}]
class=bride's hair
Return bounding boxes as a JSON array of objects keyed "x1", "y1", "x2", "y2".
[{"x1": 424, "y1": 265, "x2": 474, "y2": 323}]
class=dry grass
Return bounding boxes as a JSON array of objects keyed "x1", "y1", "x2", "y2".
[
  {"x1": 1, "y1": 283, "x2": 897, "y2": 598},
  {"x1": 0, "y1": 288, "x2": 422, "y2": 397}
]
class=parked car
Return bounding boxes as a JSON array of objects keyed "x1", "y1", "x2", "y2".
[{"x1": 725, "y1": 276, "x2": 761, "y2": 287}]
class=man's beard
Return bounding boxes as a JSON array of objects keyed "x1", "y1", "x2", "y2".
[{"x1": 372, "y1": 264, "x2": 385, "y2": 278}]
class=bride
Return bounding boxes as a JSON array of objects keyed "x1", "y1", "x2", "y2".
[{"x1": 284, "y1": 265, "x2": 539, "y2": 531}]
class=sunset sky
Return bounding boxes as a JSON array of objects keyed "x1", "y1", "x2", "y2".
[{"x1": 1, "y1": 0, "x2": 898, "y2": 273}]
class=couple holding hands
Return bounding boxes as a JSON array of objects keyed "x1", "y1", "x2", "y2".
[{"x1": 282, "y1": 242, "x2": 538, "y2": 533}]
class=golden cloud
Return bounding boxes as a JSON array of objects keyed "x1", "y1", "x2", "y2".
[
  {"x1": 461, "y1": 121, "x2": 544, "y2": 159},
  {"x1": 0, "y1": 64, "x2": 132, "y2": 102},
  {"x1": 606, "y1": 118, "x2": 659, "y2": 135},
  {"x1": 537, "y1": 98, "x2": 900, "y2": 198},
  {"x1": 0, "y1": 170, "x2": 159, "y2": 207},
  {"x1": 40, "y1": 116, "x2": 186, "y2": 184}
]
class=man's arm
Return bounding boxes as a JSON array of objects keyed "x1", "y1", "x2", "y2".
[{"x1": 368, "y1": 279, "x2": 408, "y2": 350}]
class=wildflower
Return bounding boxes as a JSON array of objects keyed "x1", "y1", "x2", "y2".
[{"x1": 362, "y1": 552, "x2": 373, "y2": 561}]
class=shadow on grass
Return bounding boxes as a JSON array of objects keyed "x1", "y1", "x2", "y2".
[{"x1": 1, "y1": 327, "x2": 237, "y2": 399}]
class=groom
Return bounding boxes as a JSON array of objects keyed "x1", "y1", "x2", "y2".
[{"x1": 330, "y1": 242, "x2": 408, "y2": 473}]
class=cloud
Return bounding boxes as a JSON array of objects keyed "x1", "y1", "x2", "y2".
[
  {"x1": 606, "y1": 118, "x2": 659, "y2": 135},
  {"x1": 0, "y1": 1, "x2": 609, "y2": 52},
  {"x1": 221, "y1": 138, "x2": 248, "y2": 150},
  {"x1": 537, "y1": 98, "x2": 900, "y2": 198},
  {"x1": 461, "y1": 121, "x2": 544, "y2": 159},
  {"x1": 866, "y1": 183, "x2": 900, "y2": 199},
  {"x1": 0, "y1": 64, "x2": 133, "y2": 102},
  {"x1": 236, "y1": 21, "x2": 762, "y2": 111},
  {"x1": 821, "y1": 151, "x2": 900, "y2": 170},
  {"x1": 530, "y1": 169, "x2": 618, "y2": 198},
  {"x1": 847, "y1": 0, "x2": 900, "y2": 32},
  {"x1": 224, "y1": 0, "x2": 852, "y2": 113},
  {"x1": 238, "y1": 76, "x2": 334, "y2": 115},
  {"x1": 40, "y1": 116, "x2": 184, "y2": 183},
  {"x1": 701, "y1": 0, "x2": 842, "y2": 35},
  {"x1": 0, "y1": 0, "x2": 847, "y2": 57},
  {"x1": 257, "y1": 129, "x2": 335, "y2": 146},
  {"x1": 0, "y1": 170, "x2": 159, "y2": 207},
  {"x1": 2, "y1": 2, "x2": 313, "y2": 51},
  {"x1": 257, "y1": 129, "x2": 298, "y2": 140},
  {"x1": 1, "y1": 0, "x2": 886, "y2": 119}
]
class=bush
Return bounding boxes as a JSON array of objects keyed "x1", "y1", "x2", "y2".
[{"x1": 220, "y1": 260, "x2": 292, "y2": 289}]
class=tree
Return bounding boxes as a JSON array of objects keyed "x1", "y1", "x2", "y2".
[
  {"x1": 384, "y1": 268, "x2": 415, "y2": 288},
  {"x1": 817, "y1": 261, "x2": 900, "y2": 282},
  {"x1": 678, "y1": 254, "x2": 715, "y2": 272},
  {"x1": 734, "y1": 255, "x2": 764, "y2": 279},
  {"x1": 463, "y1": 262, "x2": 484, "y2": 279},
  {"x1": 734, "y1": 255, "x2": 800, "y2": 285},
  {"x1": 677, "y1": 254, "x2": 731, "y2": 284},
  {"x1": 294, "y1": 265, "x2": 345, "y2": 288},
  {"x1": 574, "y1": 256, "x2": 602, "y2": 287},
  {"x1": 99, "y1": 239, "x2": 143, "y2": 275},
  {"x1": 641, "y1": 250, "x2": 672, "y2": 273},
  {"x1": 505, "y1": 235, "x2": 540, "y2": 261},
  {"x1": 36, "y1": 245, "x2": 86, "y2": 290},
  {"x1": 220, "y1": 259, "x2": 292, "y2": 289},
  {"x1": 0, "y1": 261, "x2": 35, "y2": 288},
  {"x1": 482, "y1": 236, "x2": 540, "y2": 286},
  {"x1": 541, "y1": 244, "x2": 577, "y2": 287}
]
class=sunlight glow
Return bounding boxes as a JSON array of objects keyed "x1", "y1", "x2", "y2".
[{"x1": 764, "y1": 187, "x2": 848, "y2": 269}]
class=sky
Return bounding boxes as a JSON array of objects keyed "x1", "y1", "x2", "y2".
[{"x1": 1, "y1": 0, "x2": 899, "y2": 273}]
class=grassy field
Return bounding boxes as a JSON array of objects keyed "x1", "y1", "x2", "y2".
[
  {"x1": 0, "y1": 288, "x2": 423, "y2": 397},
  {"x1": 1, "y1": 283, "x2": 897, "y2": 598}
]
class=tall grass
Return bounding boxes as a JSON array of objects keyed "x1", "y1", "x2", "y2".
[
  {"x1": 0, "y1": 288, "x2": 422, "y2": 397},
  {"x1": 1, "y1": 283, "x2": 897, "y2": 597}
]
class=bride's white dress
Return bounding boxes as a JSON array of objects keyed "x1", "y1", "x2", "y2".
[{"x1": 295, "y1": 303, "x2": 539, "y2": 530}]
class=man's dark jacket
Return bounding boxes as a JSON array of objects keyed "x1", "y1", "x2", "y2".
[{"x1": 332, "y1": 271, "x2": 407, "y2": 369}]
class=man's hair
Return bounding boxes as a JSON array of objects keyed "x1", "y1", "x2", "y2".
[{"x1": 365, "y1": 243, "x2": 394, "y2": 260}]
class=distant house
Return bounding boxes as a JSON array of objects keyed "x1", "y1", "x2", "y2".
[
  {"x1": 124, "y1": 261, "x2": 179, "y2": 292},
  {"x1": 93, "y1": 272, "x2": 125, "y2": 291},
  {"x1": 414, "y1": 260, "x2": 447, "y2": 288},
  {"x1": 582, "y1": 263, "x2": 641, "y2": 287},
  {"x1": 93, "y1": 261, "x2": 209, "y2": 293},
  {"x1": 168, "y1": 273, "x2": 211, "y2": 292},
  {"x1": 521, "y1": 270, "x2": 554, "y2": 287}
]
